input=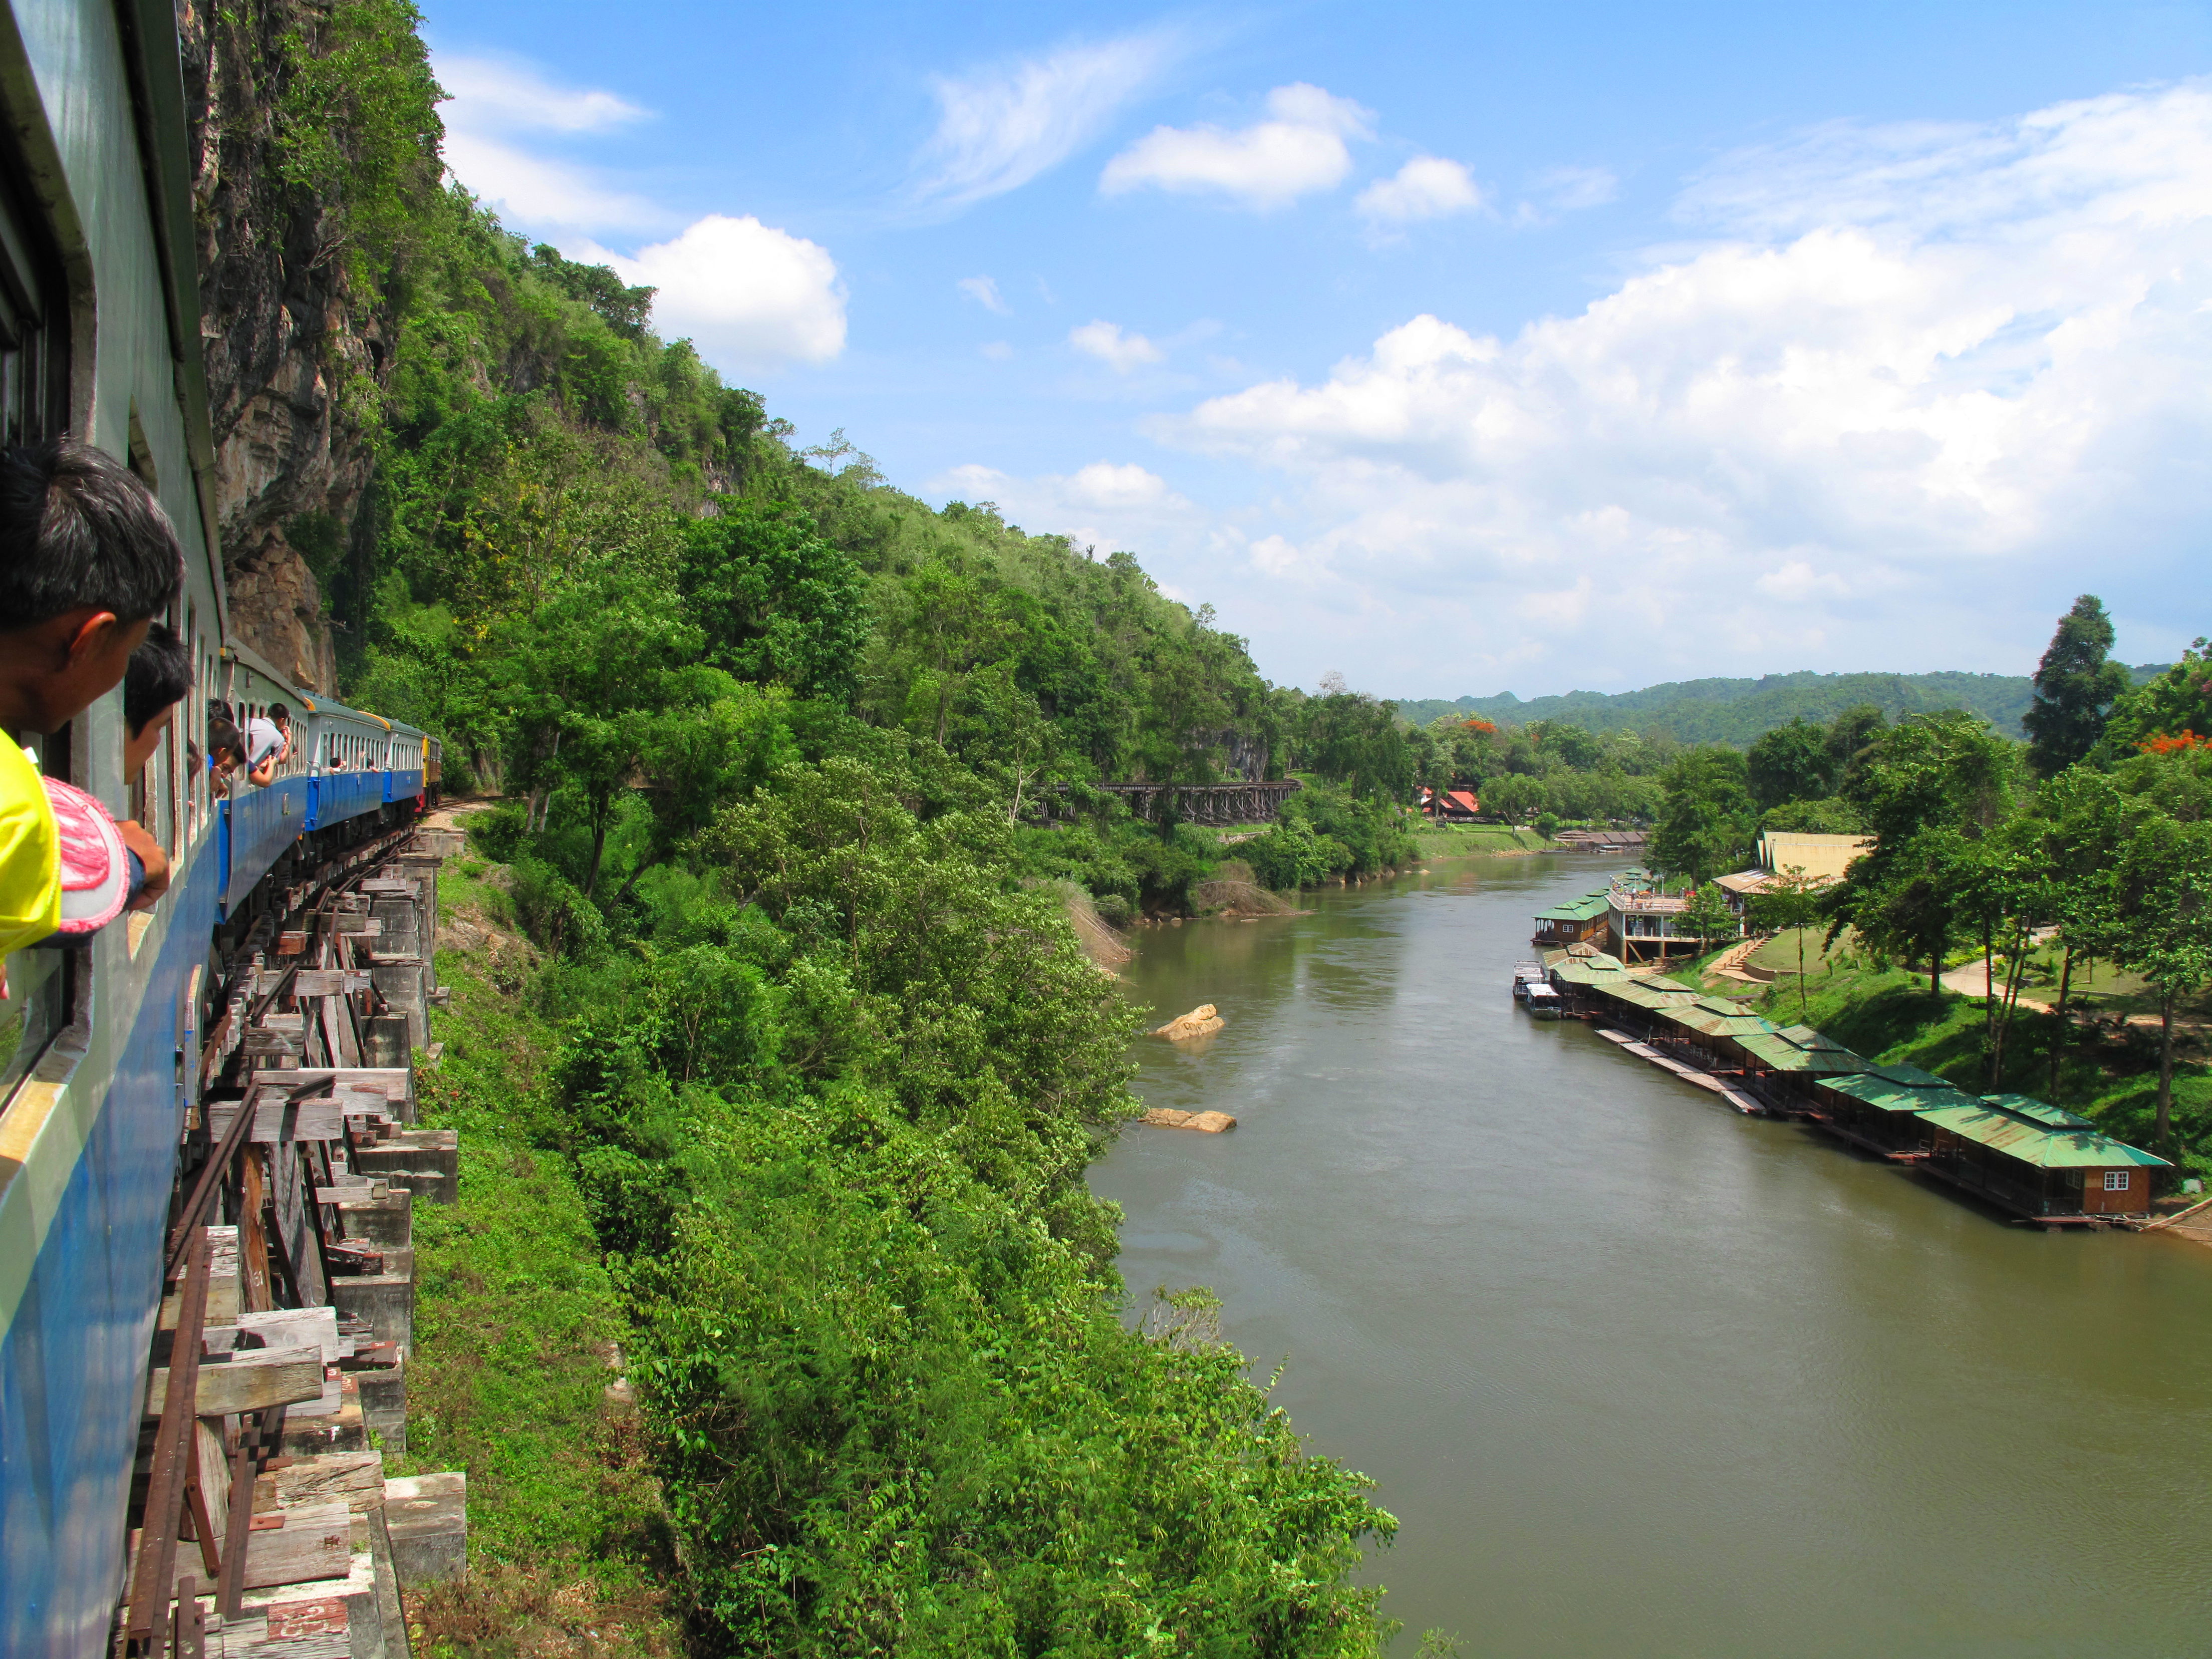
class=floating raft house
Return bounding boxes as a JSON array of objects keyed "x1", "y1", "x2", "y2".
[
  {"x1": 1529, "y1": 948, "x2": 2170, "y2": 1222},
  {"x1": 1917, "y1": 1096, "x2": 2168, "y2": 1221},
  {"x1": 1808, "y1": 1065, "x2": 1985, "y2": 1157}
]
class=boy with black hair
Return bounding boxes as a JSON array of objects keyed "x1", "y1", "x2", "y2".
[
  {"x1": 124, "y1": 621, "x2": 192, "y2": 779},
  {"x1": 0, "y1": 440, "x2": 184, "y2": 962},
  {"x1": 206, "y1": 716, "x2": 245, "y2": 799},
  {"x1": 243, "y1": 701, "x2": 289, "y2": 788}
]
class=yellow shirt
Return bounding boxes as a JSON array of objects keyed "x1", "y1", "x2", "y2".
[{"x1": 0, "y1": 738, "x2": 61, "y2": 964}]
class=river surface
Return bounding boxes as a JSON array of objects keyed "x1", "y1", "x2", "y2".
[{"x1": 1090, "y1": 853, "x2": 2212, "y2": 1658}]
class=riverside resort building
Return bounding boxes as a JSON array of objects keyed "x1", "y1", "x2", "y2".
[{"x1": 1528, "y1": 836, "x2": 2170, "y2": 1227}]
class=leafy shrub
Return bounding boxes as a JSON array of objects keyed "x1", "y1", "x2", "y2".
[
  {"x1": 509, "y1": 857, "x2": 608, "y2": 957},
  {"x1": 1246, "y1": 816, "x2": 1351, "y2": 890}
]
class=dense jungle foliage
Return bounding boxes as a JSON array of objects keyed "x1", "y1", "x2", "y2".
[{"x1": 275, "y1": 3, "x2": 1405, "y2": 1650}]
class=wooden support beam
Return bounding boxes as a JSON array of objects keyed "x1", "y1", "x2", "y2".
[{"x1": 144, "y1": 1348, "x2": 326, "y2": 1418}]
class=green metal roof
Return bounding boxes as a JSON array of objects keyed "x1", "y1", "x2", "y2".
[
  {"x1": 1776, "y1": 1024, "x2": 1857, "y2": 1053},
  {"x1": 1820, "y1": 1072, "x2": 1985, "y2": 1115},
  {"x1": 1664, "y1": 1004, "x2": 1780, "y2": 1039},
  {"x1": 1736, "y1": 1031, "x2": 1872, "y2": 1073},
  {"x1": 1635, "y1": 975, "x2": 1696, "y2": 993},
  {"x1": 1869, "y1": 1063, "x2": 1958, "y2": 1090},
  {"x1": 1691, "y1": 995, "x2": 1754, "y2": 1016},
  {"x1": 1552, "y1": 957, "x2": 1635, "y2": 985},
  {"x1": 1915, "y1": 1102, "x2": 2169, "y2": 1169},
  {"x1": 1597, "y1": 981, "x2": 1703, "y2": 1011},
  {"x1": 1980, "y1": 1092, "x2": 2095, "y2": 1131},
  {"x1": 1534, "y1": 893, "x2": 1612, "y2": 922}
]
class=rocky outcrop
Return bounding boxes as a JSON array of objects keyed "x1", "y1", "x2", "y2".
[
  {"x1": 1141, "y1": 1108, "x2": 1236, "y2": 1133},
  {"x1": 1151, "y1": 1004, "x2": 1224, "y2": 1040},
  {"x1": 176, "y1": 0, "x2": 390, "y2": 692}
]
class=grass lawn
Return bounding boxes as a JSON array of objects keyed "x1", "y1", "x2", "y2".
[
  {"x1": 1747, "y1": 926, "x2": 1847, "y2": 979},
  {"x1": 1415, "y1": 823, "x2": 1548, "y2": 854}
]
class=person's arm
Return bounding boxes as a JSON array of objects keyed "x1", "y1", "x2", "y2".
[
  {"x1": 115, "y1": 819, "x2": 169, "y2": 909},
  {"x1": 248, "y1": 756, "x2": 276, "y2": 787}
]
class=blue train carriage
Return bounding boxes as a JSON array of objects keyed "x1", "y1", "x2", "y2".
[
  {"x1": 0, "y1": 0, "x2": 239, "y2": 1646},
  {"x1": 212, "y1": 642, "x2": 429, "y2": 924}
]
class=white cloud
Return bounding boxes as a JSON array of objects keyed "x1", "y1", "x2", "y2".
[
  {"x1": 914, "y1": 32, "x2": 1177, "y2": 210},
  {"x1": 1356, "y1": 156, "x2": 1482, "y2": 226},
  {"x1": 958, "y1": 275, "x2": 1010, "y2": 314},
  {"x1": 980, "y1": 341, "x2": 1015, "y2": 361},
  {"x1": 1534, "y1": 166, "x2": 1618, "y2": 212},
  {"x1": 432, "y1": 50, "x2": 846, "y2": 376},
  {"x1": 1069, "y1": 320, "x2": 1165, "y2": 372},
  {"x1": 1158, "y1": 82, "x2": 2212, "y2": 689},
  {"x1": 582, "y1": 216, "x2": 846, "y2": 368},
  {"x1": 1064, "y1": 460, "x2": 1171, "y2": 507},
  {"x1": 435, "y1": 52, "x2": 659, "y2": 230},
  {"x1": 926, "y1": 460, "x2": 1197, "y2": 555},
  {"x1": 1101, "y1": 83, "x2": 1373, "y2": 210},
  {"x1": 438, "y1": 55, "x2": 649, "y2": 133}
]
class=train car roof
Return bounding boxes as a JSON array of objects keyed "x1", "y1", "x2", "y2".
[{"x1": 220, "y1": 638, "x2": 427, "y2": 740}]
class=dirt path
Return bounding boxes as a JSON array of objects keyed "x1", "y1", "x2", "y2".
[
  {"x1": 1940, "y1": 961, "x2": 2053, "y2": 1012},
  {"x1": 1939, "y1": 961, "x2": 2212, "y2": 1036},
  {"x1": 421, "y1": 797, "x2": 499, "y2": 834}
]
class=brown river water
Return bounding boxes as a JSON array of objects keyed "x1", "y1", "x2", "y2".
[{"x1": 1089, "y1": 853, "x2": 2212, "y2": 1657}]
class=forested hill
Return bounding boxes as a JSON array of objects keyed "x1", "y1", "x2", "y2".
[
  {"x1": 178, "y1": 4, "x2": 1408, "y2": 1650},
  {"x1": 1396, "y1": 666, "x2": 2169, "y2": 746}
]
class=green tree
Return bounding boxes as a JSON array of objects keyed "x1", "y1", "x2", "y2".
[
  {"x1": 1830, "y1": 711, "x2": 2020, "y2": 994},
  {"x1": 1298, "y1": 693, "x2": 1417, "y2": 801},
  {"x1": 1747, "y1": 716, "x2": 1833, "y2": 812},
  {"x1": 1750, "y1": 865, "x2": 1825, "y2": 1021},
  {"x1": 2023, "y1": 595, "x2": 2131, "y2": 776},
  {"x1": 1532, "y1": 721, "x2": 1603, "y2": 770},
  {"x1": 2098, "y1": 637, "x2": 2212, "y2": 759},
  {"x1": 1678, "y1": 882, "x2": 1742, "y2": 956},
  {"x1": 1652, "y1": 748, "x2": 1756, "y2": 881},
  {"x1": 1759, "y1": 797, "x2": 1865, "y2": 835},
  {"x1": 2022, "y1": 766, "x2": 2125, "y2": 1095},
  {"x1": 2108, "y1": 748, "x2": 2212, "y2": 1143},
  {"x1": 1825, "y1": 703, "x2": 1889, "y2": 795},
  {"x1": 680, "y1": 500, "x2": 868, "y2": 703},
  {"x1": 528, "y1": 242, "x2": 656, "y2": 338}
]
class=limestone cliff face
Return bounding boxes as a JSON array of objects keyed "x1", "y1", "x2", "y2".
[{"x1": 176, "y1": 0, "x2": 388, "y2": 693}]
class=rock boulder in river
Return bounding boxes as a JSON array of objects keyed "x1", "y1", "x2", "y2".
[
  {"x1": 1152, "y1": 1004, "x2": 1224, "y2": 1040},
  {"x1": 1142, "y1": 1108, "x2": 1237, "y2": 1133}
]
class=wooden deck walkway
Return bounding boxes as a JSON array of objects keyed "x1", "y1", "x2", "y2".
[{"x1": 1597, "y1": 1029, "x2": 1765, "y2": 1115}]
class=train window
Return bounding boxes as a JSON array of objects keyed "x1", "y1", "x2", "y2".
[{"x1": 0, "y1": 128, "x2": 69, "y2": 448}]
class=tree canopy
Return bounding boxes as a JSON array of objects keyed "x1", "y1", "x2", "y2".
[{"x1": 2024, "y1": 595, "x2": 2130, "y2": 776}]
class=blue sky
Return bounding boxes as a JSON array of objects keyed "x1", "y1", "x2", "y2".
[{"x1": 422, "y1": 0, "x2": 2212, "y2": 699}]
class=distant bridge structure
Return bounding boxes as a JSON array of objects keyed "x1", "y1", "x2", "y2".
[{"x1": 1092, "y1": 779, "x2": 1303, "y2": 826}]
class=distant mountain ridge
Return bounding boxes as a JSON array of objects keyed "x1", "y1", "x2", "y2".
[{"x1": 1393, "y1": 667, "x2": 2169, "y2": 746}]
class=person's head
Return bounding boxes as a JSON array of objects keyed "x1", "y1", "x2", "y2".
[
  {"x1": 208, "y1": 716, "x2": 244, "y2": 773},
  {"x1": 123, "y1": 621, "x2": 193, "y2": 777},
  {"x1": 0, "y1": 439, "x2": 184, "y2": 736},
  {"x1": 268, "y1": 702, "x2": 290, "y2": 730}
]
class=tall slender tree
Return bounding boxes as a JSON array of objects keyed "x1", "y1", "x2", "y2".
[{"x1": 2024, "y1": 595, "x2": 2131, "y2": 776}]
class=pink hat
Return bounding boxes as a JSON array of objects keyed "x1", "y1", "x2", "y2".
[{"x1": 42, "y1": 777, "x2": 128, "y2": 934}]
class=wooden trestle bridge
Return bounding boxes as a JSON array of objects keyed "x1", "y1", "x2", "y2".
[{"x1": 1090, "y1": 779, "x2": 1304, "y2": 825}]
